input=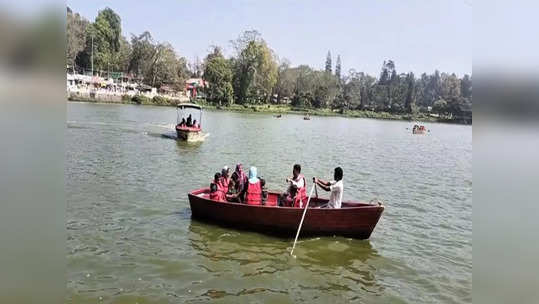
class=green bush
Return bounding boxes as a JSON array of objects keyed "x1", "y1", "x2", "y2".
[
  {"x1": 152, "y1": 95, "x2": 169, "y2": 105},
  {"x1": 131, "y1": 95, "x2": 150, "y2": 104},
  {"x1": 121, "y1": 94, "x2": 131, "y2": 102}
]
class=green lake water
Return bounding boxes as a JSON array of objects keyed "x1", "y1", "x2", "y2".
[{"x1": 67, "y1": 102, "x2": 472, "y2": 303}]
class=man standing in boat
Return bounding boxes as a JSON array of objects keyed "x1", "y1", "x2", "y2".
[{"x1": 313, "y1": 167, "x2": 344, "y2": 208}]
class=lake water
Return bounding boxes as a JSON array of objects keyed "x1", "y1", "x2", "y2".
[{"x1": 66, "y1": 102, "x2": 472, "y2": 303}]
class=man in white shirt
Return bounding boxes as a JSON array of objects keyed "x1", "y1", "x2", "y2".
[
  {"x1": 313, "y1": 167, "x2": 344, "y2": 208},
  {"x1": 279, "y1": 164, "x2": 306, "y2": 207}
]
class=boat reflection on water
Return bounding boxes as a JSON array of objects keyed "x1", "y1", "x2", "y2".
[{"x1": 187, "y1": 219, "x2": 386, "y2": 301}]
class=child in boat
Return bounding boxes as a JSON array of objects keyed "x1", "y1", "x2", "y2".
[
  {"x1": 209, "y1": 172, "x2": 225, "y2": 202},
  {"x1": 260, "y1": 178, "x2": 268, "y2": 205},
  {"x1": 225, "y1": 171, "x2": 242, "y2": 203}
]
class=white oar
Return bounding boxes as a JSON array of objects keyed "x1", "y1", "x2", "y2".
[{"x1": 290, "y1": 184, "x2": 316, "y2": 257}]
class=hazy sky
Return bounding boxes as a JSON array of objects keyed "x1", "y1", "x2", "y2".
[{"x1": 66, "y1": 0, "x2": 471, "y2": 76}]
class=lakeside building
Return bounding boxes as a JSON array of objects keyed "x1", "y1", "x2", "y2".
[{"x1": 185, "y1": 78, "x2": 208, "y2": 99}]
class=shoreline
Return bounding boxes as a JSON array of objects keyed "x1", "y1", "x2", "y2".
[{"x1": 67, "y1": 96, "x2": 471, "y2": 125}]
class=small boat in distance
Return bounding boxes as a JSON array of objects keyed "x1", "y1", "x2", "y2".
[
  {"x1": 412, "y1": 124, "x2": 427, "y2": 134},
  {"x1": 303, "y1": 114, "x2": 311, "y2": 120},
  {"x1": 175, "y1": 103, "x2": 206, "y2": 141},
  {"x1": 188, "y1": 187, "x2": 384, "y2": 239},
  {"x1": 274, "y1": 114, "x2": 282, "y2": 118}
]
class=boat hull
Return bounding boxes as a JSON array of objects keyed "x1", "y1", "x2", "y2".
[
  {"x1": 188, "y1": 188, "x2": 384, "y2": 239},
  {"x1": 176, "y1": 125, "x2": 205, "y2": 141}
]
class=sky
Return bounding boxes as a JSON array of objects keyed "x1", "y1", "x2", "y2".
[{"x1": 66, "y1": 0, "x2": 472, "y2": 77}]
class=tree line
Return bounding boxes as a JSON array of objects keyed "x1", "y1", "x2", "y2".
[
  {"x1": 67, "y1": 7, "x2": 471, "y2": 121},
  {"x1": 67, "y1": 7, "x2": 190, "y2": 91}
]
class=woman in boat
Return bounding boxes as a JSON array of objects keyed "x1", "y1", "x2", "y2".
[
  {"x1": 313, "y1": 167, "x2": 344, "y2": 208},
  {"x1": 234, "y1": 163, "x2": 248, "y2": 192},
  {"x1": 209, "y1": 172, "x2": 226, "y2": 202},
  {"x1": 186, "y1": 114, "x2": 192, "y2": 127},
  {"x1": 244, "y1": 166, "x2": 262, "y2": 205},
  {"x1": 225, "y1": 171, "x2": 242, "y2": 203},
  {"x1": 219, "y1": 166, "x2": 230, "y2": 194},
  {"x1": 279, "y1": 164, "x2": 307, "y2": 207},
  {"x1": 179, "y1": 118, "x2": 186, "y2": 126}
]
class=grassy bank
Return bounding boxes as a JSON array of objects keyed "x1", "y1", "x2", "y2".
[
  {"x1": 68, "y1": 94, "x2": 180, "y2": 106},
  {"x1": 68, "y1": 95, "x2": 464, "y2": 124},
  {"x1": 199, "y1": 103, "x2": 444, "y2": 123}
]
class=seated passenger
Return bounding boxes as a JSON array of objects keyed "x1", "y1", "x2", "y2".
[
  {"x1": 279, "y1": 164, "x2": 307, "y2": 207},
  {"x1": 186, "y1": 114, "x2": 192, "y2": 127},
  {"x1": 209, "y1": 172, "x2": 225, "y2": 202},
  {"x1": 234, "y1": 163, "x2": 248, "y2": 191},
  {"x1": 227, "y1": 171, "x2": 239, "y2": 195},
  {"x1": 219, "y1": 166, "x2": 230, "y2": 194},
  {"x1": 226, "y1": 171, "x2": 242, "y2": 203},
  {"x1": 193, "y1": 119, "x2": 197, "y2": 128},
  {"x1": 244, "y1": 166, "x2": 262, "y2": 205},
  {"x1": 179, "y1": 118, "x2": 186, "y2": 126},
  {"x1": 209, "y1": 182, "x2": 220, "y2": 201},
  {"x1": 260, "y1": 178, "x2": 272, "y2": 206}
]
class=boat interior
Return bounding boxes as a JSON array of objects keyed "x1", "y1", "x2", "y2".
[{"x1": 192, "y1": 188, "x2": 377, "y2": 208}]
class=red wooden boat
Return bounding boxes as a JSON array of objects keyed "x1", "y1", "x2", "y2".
[{"x1": 188, "y1": 187, "x2": 384, "y2": 239}]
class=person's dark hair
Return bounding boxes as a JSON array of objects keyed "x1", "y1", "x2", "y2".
[
  {"x1": 214, "y1": 172, "x2": 221, "y2": 181},
  {"x1": 260, "y1": 178, "x2": 266, "y2": 187},
  {"x1": 334, "y1": 167, "x2": 343, "y2": 181},
  {"x1": 231, "y1": 171, "x2": 238, "y2": 180},
  {"x1": 210, "y1": 183, "x2": 218, "y2": 192},
  {"x1": 293, "y1": 164, "x2": 301, "y2": 173}
]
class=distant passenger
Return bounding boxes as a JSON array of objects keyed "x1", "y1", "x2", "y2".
[
  {"x1": 244, "y1": 167, "x2": 262, "y2": 205},
  {"x1": 313, "y1": 167, "x2": 344, "y2": 208},
  {"x1": 180, "y1": 118, "x2": 186, "y2": 126},
  {"x1": 193, "y1": 119, "x2": 197, "y2": 128},
  {"x1": 186, "y1": 114, "x2": 192, "y2": 127},
  {"x1": 279, "y1": 164, "x2": 307, "y2": 207}
]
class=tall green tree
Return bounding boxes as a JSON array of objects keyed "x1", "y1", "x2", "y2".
[
  {"x1": 66, "y1": 7, "x2": 89, "y2": 71},
  {"x1": 325, "y1": 51, "x2": 332, "y2": 74},
  {"x1": 76, "y1": 7, "x2": 122, "y2": 74},
  {"x1": 203, "y1": 51, "x2": 234, "y2": 106},
  {"x1": 335, "y1": 55, "x2": 342, "y2": 81},
  {"x1": 404, "y1": 72, "x2": 416, "y2": 114},
  {"x1": 274, "y1": 58, "x2": 297, "y2": 103},
  {"x1": 128, "y1": 31, "x2": 155, "y2": 77},
  {"x1": 231, "y1": 30, "x2": 277, "y2": 104},
  {"x1": 460, "y1": 74, "x2": 472, "y2": 98}
]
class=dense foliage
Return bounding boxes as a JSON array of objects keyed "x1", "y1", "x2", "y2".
[
  {"x1": 67, "y1": 7, "x2": 189, "y2": 89},
  {"x1": 67, "y1": 7, "x2": 471, "y2": 122}
]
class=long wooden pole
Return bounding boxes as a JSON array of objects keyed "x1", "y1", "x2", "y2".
[{"x1": 290, "y1": 184, "x2": 316, "y2": 257}]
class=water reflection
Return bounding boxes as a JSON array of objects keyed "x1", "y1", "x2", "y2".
[{"x1": 187, "y1": 219, "x2": 385, "y2": 302}]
